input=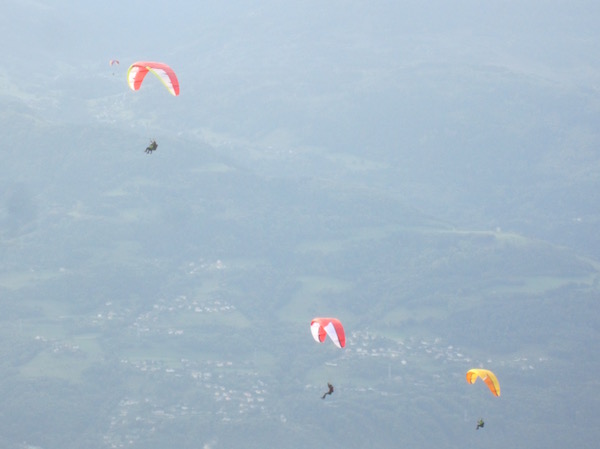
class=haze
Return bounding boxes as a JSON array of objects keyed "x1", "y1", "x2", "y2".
[{"x1": 1, "y1": 1, "x2": 599, "y2": 448}]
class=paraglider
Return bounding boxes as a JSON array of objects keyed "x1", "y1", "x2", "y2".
[
  {"x1": 109, "y1": 59, "x2": 120, "y2": 75},
  {"x1": 466, "y1": 369, "x2": 500, "y2": 397},
  {"x1": 127, "y1": 61, "x2": 180, "y2": 96},
  {"x1": 145, "y1": 139, "x2": 158, "y2": 154},
  {"x1": 476, "y1": 418, "x2": 485, "y2": 430},
  {"x1": 321, "y1": 382, "x2": 334, "y2": 399},
  {"x1": 310, "y1": 317, "x2": 345, "y2": 348}
]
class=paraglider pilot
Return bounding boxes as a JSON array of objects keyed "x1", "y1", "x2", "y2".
[
  {"x1": 321, "y1": 382, "x2": 334, "y2": 399},
  {"x1": 145, "y1": 139, "x2": 158, "y2": 154},
  {"x1": 476, "y1": 419, "x2": 485, "y2": 430}
]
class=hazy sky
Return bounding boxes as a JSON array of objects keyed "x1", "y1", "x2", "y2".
[{"x1": 5, "y1": 1, "x2": 600, "y2": 78}]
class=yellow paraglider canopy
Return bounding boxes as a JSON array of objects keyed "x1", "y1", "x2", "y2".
[{"x1": 466, "y1": 369, "x2": 500, "y2": 397}]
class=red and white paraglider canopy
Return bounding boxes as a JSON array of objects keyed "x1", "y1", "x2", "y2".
[
  {"x1": 311, "y1": 317, "x2": 346, "y2": 348},
  {"x1": 127, "y1": 61, "x2": 180, "y2": 96}
]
